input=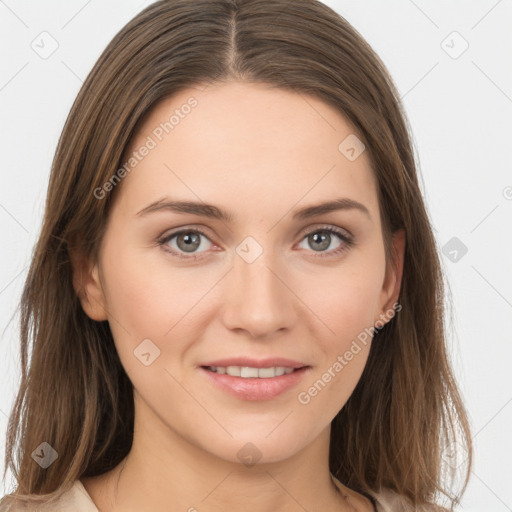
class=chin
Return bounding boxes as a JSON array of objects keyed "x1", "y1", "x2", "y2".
[{"x1": 203, "y1": 431, "x2": 312, "y2": 467}]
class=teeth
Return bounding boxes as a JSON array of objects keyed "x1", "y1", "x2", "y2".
[
  {"x1": 209, "y1": 366, "x2": 298, "y2": 378},
  {"x1": 241, "y1": 366, "x2": 258, "y2": 378},
  {"x1": 226, "y1": 365, "x2": 241, "y2": 377},
  {"x1": 258, "y1": 367, "x2": 278, "y2": 378}
]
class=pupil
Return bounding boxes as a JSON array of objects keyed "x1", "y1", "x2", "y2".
[
  {"x1": 178, "y1": 233, "x2": 200, "y2": 252},
  {"x1": 310, "y1": 232, "x2": 329, "y2": 251}
]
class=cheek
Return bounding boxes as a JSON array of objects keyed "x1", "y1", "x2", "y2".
[
  {"x1": 99, "y1": 241, "x2": 218, "y2": 374},
  {"x1": 98, "y1": 240, "x2": 183, "y2": 372},
  {"x1": 102, "y1": 241, "x2": 194, "y2": 332},
  {"x1": 307, "y1": 260, "x2": 384, "y2": 345},
  {"x1": 297, "y1": 252, "x2": 383, "y2": 408},
  {"x1": 299, "y1": 277, "x2": 378, "y2": 415},
  {"x1": 104, "y1": 255, "x2": 167, "y2": 331},
  {"x1": 309, "y1": 349, "x2": 370, "y2": 418}
]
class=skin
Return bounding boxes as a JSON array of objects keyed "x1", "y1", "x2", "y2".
[{"x1": 75, "y1": 80, "x2": 405, "y2": 512}]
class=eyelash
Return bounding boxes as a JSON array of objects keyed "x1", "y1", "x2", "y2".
[{"x1": 157, "y1": 225, "x2": 354, "y2": 261}]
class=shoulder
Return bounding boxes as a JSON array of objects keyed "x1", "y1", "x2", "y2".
[
  {"x1": 331, "y1": 476, "x2": 449, "y2": 512},
  {"x1": 369, "y1": 487, "x2": 451, "y2": 512},
  {"x1": 0, "y1": 480, "x2": 98, "y2": 512}
]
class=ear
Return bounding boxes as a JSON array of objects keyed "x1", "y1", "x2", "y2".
[
  {"x1": 375, "y1": 228, "x2": 405, "y2": 326},
  {"x1": 69, "y1": 247, "x2": 109, "y2": 321}
]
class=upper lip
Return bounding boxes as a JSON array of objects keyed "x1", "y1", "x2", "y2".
[{"x1": 200, "y1": 357, "x2": 308, "y2": 369}]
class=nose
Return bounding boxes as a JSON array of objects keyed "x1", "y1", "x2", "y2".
[{"x1": 220, "y1": 246, "x2": 297, "y2": 339}]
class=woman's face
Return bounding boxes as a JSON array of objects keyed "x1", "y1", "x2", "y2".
[{"x1": 78, "y1": 80, "x2": 403, "y2": 466}]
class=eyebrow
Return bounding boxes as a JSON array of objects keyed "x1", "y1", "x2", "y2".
[{"x1": 136, "y1": 197, "x2": 371, "y2": 222}]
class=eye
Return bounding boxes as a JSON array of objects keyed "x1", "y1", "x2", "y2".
[
  {"x1": 297, "y1": 226, "x2": 354, "y2": 258},
  {"x1": 158, "y1": 228, "x2": 214, "y2": 260},
  {"x1": 157, "y1": 225, "x2": 354, "y2": 261}
]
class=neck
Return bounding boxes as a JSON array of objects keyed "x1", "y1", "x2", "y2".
[{"x1": 82, "y1": 398, "x2": 361, "y2": 511}]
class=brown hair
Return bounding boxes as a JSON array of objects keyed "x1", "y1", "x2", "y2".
[{"x1": 1, "y1": 0, "x2": 472, "y2": 509}]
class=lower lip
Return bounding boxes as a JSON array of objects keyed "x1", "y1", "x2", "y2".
[{"x1": 200, "y1": 366, "x2": 310, "y2": 401}]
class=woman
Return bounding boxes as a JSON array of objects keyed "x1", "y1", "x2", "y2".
[{"x1": 0, "y1": 0, "x2": 472, "y2": 510}]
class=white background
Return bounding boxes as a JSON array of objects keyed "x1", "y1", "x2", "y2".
[{"x1": 0, "y1": 1, "x2": 511, "y2": 510}]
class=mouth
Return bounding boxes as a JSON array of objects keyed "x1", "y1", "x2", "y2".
[
  {"x1": 203, "y1": 365, "x2": 303, "y2": 378},
  {"x1": 199, "y1": 364, "x2": 311, "y2": 400}
]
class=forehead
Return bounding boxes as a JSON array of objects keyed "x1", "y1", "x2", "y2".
[{"x1": 117, "y1": 81, "x2": 379, "y2": 223}]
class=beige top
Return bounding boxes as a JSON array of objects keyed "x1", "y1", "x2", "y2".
[{"x1": 2, "y1": 479, "x2": 446, "y2": 511}]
